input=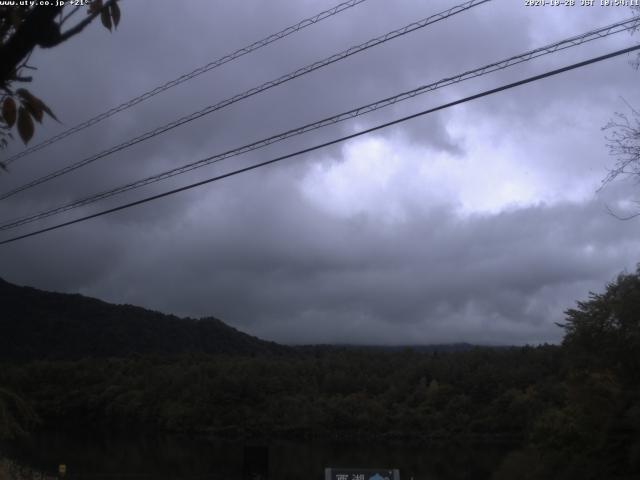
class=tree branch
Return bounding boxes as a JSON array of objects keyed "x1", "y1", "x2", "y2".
[
  {"x1": 605, "y1": 203, "x2": 640, "y2": 221},
  {"x1": 0, "y1": 1, "x2": 117, "y2": 86},
  {"x1": 58, "y1": 0, "x2": 117, "y2": 43},
  {"x1": 59, "y1": 5, "x2": 82, "y2": 27},
  {"x1": 0, "y1": 6, "x2": 63, "y2": 85}
]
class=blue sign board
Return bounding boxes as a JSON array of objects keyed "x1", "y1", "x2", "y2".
[{"x1": 325, "y1": 468, "x2": 400, "y2": 480}]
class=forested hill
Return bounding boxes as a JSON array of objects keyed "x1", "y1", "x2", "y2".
[{"x1": 0, "y1": 278, "x2": 290, "y2": 360}]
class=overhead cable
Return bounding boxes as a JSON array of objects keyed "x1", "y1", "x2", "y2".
[
  {"x1": 1, "y1": 16, "x2": 638, "y2": 231},
  {"x1": 0, "y1": 0, "x2": 491, "y2": 200},
  {"x1": 2, "y1": 0, "x2": 371, "y2": 166},
  {"x1": 1, "y1": 43, "x2": 638, "y2": 246}
]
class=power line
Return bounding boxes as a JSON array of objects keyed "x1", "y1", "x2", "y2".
[
  {"x1": 2, "y1": 0, "x2": 371, "y2": 167},
  {"x1": 1, "y1": 43, "x2": 638, "y2": 247},
  {"x1": 1, "y1": 15, "x2": 638, "y2": 232},
  {"x1": 0, "y1": 0, "x2": 491, "y2": 201}
]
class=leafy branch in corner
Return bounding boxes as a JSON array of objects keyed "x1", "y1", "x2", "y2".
[{"x1": 0, "y1": 0, "x2": 122, "y2": 169}]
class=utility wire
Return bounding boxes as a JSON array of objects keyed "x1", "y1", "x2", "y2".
[
  {"x1": 0, "y1": 0, "x2": 491, "y2": 201},
  {"x1": 2, "y1": 0, "x2": 371, "y2": 166},
  {"x1": 1, "y1": 16, "x2": 638, "y2": 232},
  {"x1": 1, "y1": 43, "x2": 638, "y2": 247}
]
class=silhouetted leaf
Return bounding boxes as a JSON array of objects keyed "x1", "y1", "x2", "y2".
[
  {"x1": 101, "y1": 8, "x2": 112, "y2": 31},
  {"x1": 40, "y1": 100, "x2": 58, "y2": 122},
  {"x1": 16, "y1": 88, "x2": 34, "y2": 103},
  {"x1": 16, "y1": 89, "x2": 57, "y2": 122},
  {"x1": 17, "y1": 90, "x2": 43, "y2": 123},
  {"x1": 17, "y1": 106, "x2": 34, "y2": 144},
  {"x1": 25, "y1": 101, "x2": 43, "y2": 123},
  {"x1": 110, "y1": 2, "x2": 121, "y2": 28},
  {"x1": 2, "y1": 97, "x2": 16, "y2": 128}
]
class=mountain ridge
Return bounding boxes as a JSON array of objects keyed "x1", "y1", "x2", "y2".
[
  {"x1": 0, "y1": 278, "x2": 515, "y2": 362},
  {"x1": 0, "y1": 277, "x2": 290, "y2": 361}
]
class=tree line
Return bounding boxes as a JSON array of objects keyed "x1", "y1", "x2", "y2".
[{"x1": 1, "y1": 267, "x2": 639, "y2": 479}]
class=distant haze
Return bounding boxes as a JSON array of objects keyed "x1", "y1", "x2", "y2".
[{"x1": 0, "y1": 0, "x2": 638, "y2": 345}]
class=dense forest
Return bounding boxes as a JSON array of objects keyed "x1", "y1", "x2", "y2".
[{"x1": 1, "y1": 268, "x2": 639, "y2": 479}]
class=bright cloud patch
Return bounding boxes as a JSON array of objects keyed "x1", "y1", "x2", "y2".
[{"x1": 302, "y1": 133, "x2": 546, "y2": 219}]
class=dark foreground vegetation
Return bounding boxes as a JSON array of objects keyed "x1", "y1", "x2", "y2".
[{"x1": 1, "y1": 268, "x2": 639, "y2": 479}]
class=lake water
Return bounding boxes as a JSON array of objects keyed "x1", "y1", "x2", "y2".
[{"x1": 2, "y1": 432, "x2": 517, "y2": 480}]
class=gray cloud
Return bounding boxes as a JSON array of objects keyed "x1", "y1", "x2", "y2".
[{"x1": 0, "y1": 0, "x2": 638, "y2": 345}]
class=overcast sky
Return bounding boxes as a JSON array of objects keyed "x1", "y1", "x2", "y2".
[{"x1": 0, "y1": 0, "x2": 639, "y2": 345}]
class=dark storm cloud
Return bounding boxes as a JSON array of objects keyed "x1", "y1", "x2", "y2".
[
  {"x1": 13, "y1": 170, "x2": 631, "y2": 346},
  {"x1": 0, "y1": 0, "x2": 638, "y2": 344}
]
